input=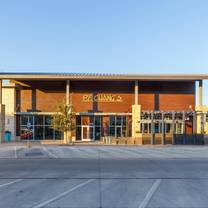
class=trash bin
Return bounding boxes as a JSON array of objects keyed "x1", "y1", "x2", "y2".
[{"x1": 4, "y1": 131, "x2": 11, "y2": 142}]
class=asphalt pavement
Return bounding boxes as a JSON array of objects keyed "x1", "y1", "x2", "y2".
[{"x1": 0, "y1": 144, "x2": 208, "y2": 208}]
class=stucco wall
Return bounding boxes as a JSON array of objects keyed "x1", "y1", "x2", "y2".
[{"x1": 2, "y1": 84, "x2": 16, "y2": 141}]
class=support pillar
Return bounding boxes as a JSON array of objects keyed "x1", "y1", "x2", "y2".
[
  {"x1": 135, "y1": 80, "x2": 138, "y2": 105},
  {"x1": 65, "y1": 80, "x2": 72, "y2": 143},
  {"x1": 172, "y1": 111, "x2": 175, "y2": 144},
  {"x1": 151, "y1": 111, "x2": 155, "y2": 145},
  {"x1": 66, "y1": 80, "x2": 70, "y2": 106},
  {"x1": 182, "y1": 111, "x2": 186, "y2": 144},
  {"x1": 132, "y1": 105, "x2": 141, "y2": 138},
  {"x1": 0, "y1": 80, "x2": 5, "y2": 143},
  {"x1": 132, "y1": 80, "x2": 141, "y2": 139},
  {"x1": 193, "y1": 111, "x2": 197, "y2": 134},
  {"x1": 161, "y1": 111, "x2": 165, "y2": 145},
  {"x1": 199, "y1": 80, "x2": 203, "y2": 106}
]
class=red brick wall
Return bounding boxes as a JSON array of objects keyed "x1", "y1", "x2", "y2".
[{"x1": 17, "y1": 80, "x2": 195, "y2": 112}]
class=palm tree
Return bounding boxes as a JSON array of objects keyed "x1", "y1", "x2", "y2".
[{"x1": 52, "y1": 99, "x2": 76, "y2": 144}]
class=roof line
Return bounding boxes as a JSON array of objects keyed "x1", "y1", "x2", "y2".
[{"x1": 0, "y1": 72, "x2": 207, "y2": 80}]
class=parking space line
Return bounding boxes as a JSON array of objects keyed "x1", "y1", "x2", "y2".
[
  {"x1": 0, "y1": 179, "x2": 23, "y2": 188},
  {"x1": 42, "y1": 147, "x2": 58, "y2": 158},
  {"x1": 32, "y1": 179, "x2": 95, "y2": 208},
  {"x1": 138, "y1": 179, "x2": 161, "y2": 208}
]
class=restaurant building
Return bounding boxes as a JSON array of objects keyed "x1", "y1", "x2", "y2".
[{"x1": 0, "y1": 73, "x2": 208, "y2": 144}]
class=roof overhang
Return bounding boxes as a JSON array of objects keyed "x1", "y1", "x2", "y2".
[{"x1": 0, "y1": 73, "x2": 207, "y2": 81}]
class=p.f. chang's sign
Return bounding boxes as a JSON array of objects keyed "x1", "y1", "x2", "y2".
[{"x1": 82, "y1": 94, "x2": 123, "y2": 103}]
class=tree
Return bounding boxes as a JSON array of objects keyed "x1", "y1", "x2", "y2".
[{"x1": 52, "y1": 99, "x2": 76, "y2": 144}]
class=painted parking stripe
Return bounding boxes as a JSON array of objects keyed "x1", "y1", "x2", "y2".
[
  {"x1": 32, "y1": 179, "x2": 95, "y2": 208},
  {"x1": 0, "y1": 179, "x2": 23, "y2": 188},
  {"x1": 138, "y1": 179, "x2": 161, "y2": 208},
  {"x1": 42, "y1": 147, "x2": 58, "y2": 158}
]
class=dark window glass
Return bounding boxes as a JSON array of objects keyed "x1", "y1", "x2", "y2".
[
  {"x1": 28, "y1": 116, "x2": 34, "y2": 125},
  {"x1": 35, "y1": 116, "x2": 43, "y2": 125},
  {"x1": 95, "y1": 127, "x2": 101, "y2": 140},
  {"x1": 109, "y1": 127, "x2": 115, "y2": 136},
  {"x1": 89, "y1": 116, "x2": 94, "y2": 125},
  {"x1": 155, "y1": 123, "x2": 159, "y2": 133},
  {"x1": 122, "y1": 127, "x2": 126, "y2": 137},
  {"x1": 21, "y1": 116, "x2": 28, "y2": 125},
  {"x1": 149, "y1": 124, "x2": 151, "y2": 133},
  {"x1": 122, "y1": 116, "x2": 126, "y2": 126},
  {"x1": 55, "y1": 130, "x2": 63, "y2": 140},
  {"x1": 89, "y1": 127, "x2": 94, "y2": 139},
  {"x1": 116, "y1": 116, "x2": 122, "y2": 126},
  {"x1": 94, "y1": 116, "x2": 101, "y2": 126},
  {"x1": 110, "y1": 116, "x2": 115, "y2": 126},
  {"x1": 45, "y1": 116, "x2": 53, "y2": 126},
  {"x1": 76, "y1": 127, "x2": 81, "y2": 140},
  {"x1": 166, "y1": 123, "x2": 171, "y2": 133},
  {"x1": 76, "y1": 116, "x2": 81, "y2": 126},
  {"x1": 45, "y1": 126, "x2": 54, "y2": 139},
  {"x1": 144, "y1": 123, "x2": 148, "y2": 133},
  {"x1": 116, "y1": 127, "x2": 122, "y2": 137},
  {"x1": 34, "y1": 126, "x2": 44, "y2": 140}
]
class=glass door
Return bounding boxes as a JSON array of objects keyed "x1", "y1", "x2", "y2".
[{"x1": 82, "y1": 126, "x2": 94, "y2": 141}]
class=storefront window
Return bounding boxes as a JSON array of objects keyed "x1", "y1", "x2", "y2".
[
  {"x1": 95, "y1": 116, "x2": 101, "y2": 126},
  {"x1": 55, "y1": 130, "x2": 63, "y2": 140},
  {"x1": 45, "y1": 116, "x2": 53, "y2": 126},
  {"x1": 45, "y1": 126, "x2": 54, "y2": 139},
  {"x1": 20, "y1": 115, "x2": 62, "y2": 140},
  {"x1": 110, "y1": 116, "x2": 115, "y2": 126},
  {"x1": 76, "y1": 126, "x2": 81, "y2": 140},
  {"x1": 35, "y1": 116, "x2": 43, "y2": 125},
  {"x1": 76, "y1": 116, "x2": 81, "y2": 126},
  {"x1": 34, "y1": 126, "x2": 44, "y2": 140},
  {"x1": 109, "y1": 116, "x2": 127, "y2": 137}
]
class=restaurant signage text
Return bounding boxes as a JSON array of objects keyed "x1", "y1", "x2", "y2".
[{"x1": 82, "y1": 94, "x2": 123, "y2": 103}]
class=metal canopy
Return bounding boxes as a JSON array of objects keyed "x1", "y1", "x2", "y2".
[{"x1": 0, "y1": 72, "x2": 207, "y2": 81}]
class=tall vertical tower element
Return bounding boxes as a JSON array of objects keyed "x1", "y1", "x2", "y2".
[
  {"x1": 199, "y1": 80, "x2": 203, "y2": 106},
  {"x1": 132, "y1": 80, "x2": 141, "y2": 138},
  {"x1": 0, "y1": 79, "x2": 5, "y2": 143},
  {"x1": 2, "y1": 83, "x2": 16, "y2": 141},
  {"x1": 66, "y1": 80, "x2": 70, "y2": 106}
]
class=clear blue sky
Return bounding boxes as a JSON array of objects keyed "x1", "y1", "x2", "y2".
[{"x1": 0, "y1": 0, "x2": 207, "y2": 104}]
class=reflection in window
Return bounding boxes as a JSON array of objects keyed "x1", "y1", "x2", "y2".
[{"x1": 20, "y1": 115, "x2": 62, "y2": 140}]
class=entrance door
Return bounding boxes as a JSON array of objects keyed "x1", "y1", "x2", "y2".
[{"x1": 82, "y1": 126, "x2": 94, "y2": 141}]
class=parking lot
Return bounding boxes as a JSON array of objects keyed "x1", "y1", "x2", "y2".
[{"x1": 0, "y1": 144, "x2": 208, "y2": 207}]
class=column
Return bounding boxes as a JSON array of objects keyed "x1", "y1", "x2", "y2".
[
  {"x1": 135, "y1": 80, "x2": 138, "y2": 105},
  {"x1": 151, "y1": 111, "x2": 154, "y2": 145},
  {"x1": 172, "y1": 111, "x2": 175, "y2": 144},
  {"x1": 161, "y1": 111, "x2": 165, "y2": 145},
  {"x1": 66, "y1": 80, "x2": 70, "y2": 106},
  {"x1": 192, "y1": 111, "x2": 196, "y2": 134},
  {"x1": 199, "y1": 80, "x2": 203, "y2": 106},
  {"x1": 182, "y1": 111, "x2": 186, "y2": 134},
  {"x1": 182, "y1": 111, "x2": 186, "y2": 144},
  {"x1": 0, "y1": 80, "x2": 5, "y2": 143},
  {"x1": 65, "y1": 80, "x2": 71, "y2": 143},
  {"x1": 132, "y1": 80, "x2": 141, "y2": 138}
]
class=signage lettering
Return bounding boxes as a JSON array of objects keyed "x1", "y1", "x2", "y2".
[{"x1": 82, "y1": 94, "x2": 123, "y2": 103}]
